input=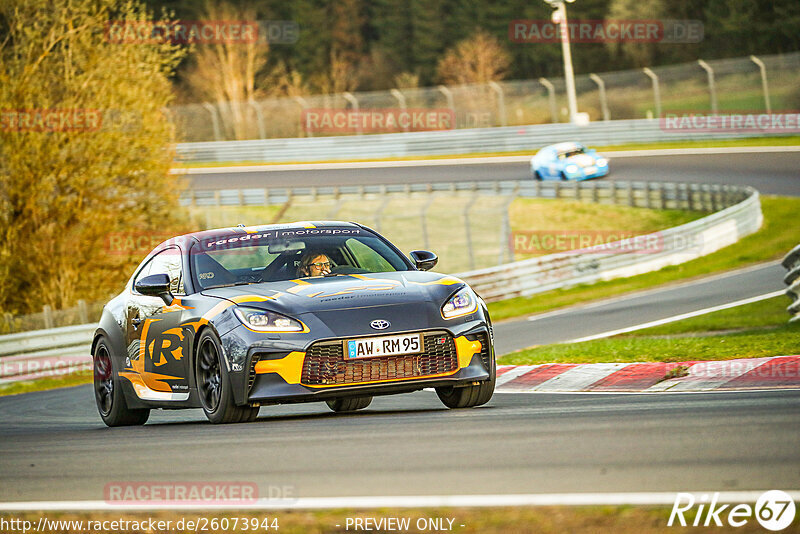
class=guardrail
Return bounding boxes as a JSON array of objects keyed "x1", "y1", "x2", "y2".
[
  {"x1": 457, "y1": 183, "x2": 761, "y2": 301},
  {"x1": 175, "y1": 117, "x2": 795, "y2": 163},
  {"x1": 0, "y1": 180, "x2": 761, "y2": 381},
  {"x1": 0, "y1": 324, "x2": 94, "y2": 383},
  {"x1": 783, "y1": 244, "x2": 800, "y2": 323}
]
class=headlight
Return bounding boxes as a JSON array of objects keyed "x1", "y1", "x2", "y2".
[
  {"x1": 441, "y1": 287, "x2": 478, "y2": 319},
  {"x1": 565, "y1": 164, "x2": 579, "y2": 174},
  {"x1": 596, "y1": 158, "x2": 608, "y2": 166},
  {"x1": 233, "y1": 307, "x2": 306, "y2": 332}
]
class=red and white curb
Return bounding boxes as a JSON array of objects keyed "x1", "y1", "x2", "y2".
[{"x1": 495, "y1": 355, "x2": 800, "y2": 393}]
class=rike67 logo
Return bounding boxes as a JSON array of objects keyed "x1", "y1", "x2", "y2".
[{"x1": 669, "y1": 491, "x2": 796, "y2": 530}]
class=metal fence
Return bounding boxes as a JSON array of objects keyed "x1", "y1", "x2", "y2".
[
  {"x1": 783, "y1": 244, "x2": 800, "y2": 323},
  {"x1": 170, "y1": 52, "x2": 800, "y2": 143},
  {"x1": 175, "y1": 116, "x2": 798, "y2": 164},
  {"x1": 458, "y1": 183, "x2": 761, "y2": 302}
]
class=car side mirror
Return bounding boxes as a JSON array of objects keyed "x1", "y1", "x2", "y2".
[
  {"x1": 410, "y1": 250, "x2": 438, "y2": 271},
  {"x1": 134, "y1": 273, "x2": 173, "y2": 305}
]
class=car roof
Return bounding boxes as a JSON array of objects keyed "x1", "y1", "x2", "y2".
[
  {"x1": 548, "y1": 142, "x2": 585, "y2": 152},
  {"x1": 152, "y1": 221, "x2": 365, "y2": 252}
]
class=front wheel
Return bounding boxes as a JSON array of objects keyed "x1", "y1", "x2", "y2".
[
  {"x1": 436, "y1": 353, "x2": 495, "y2": 409},
  {"x1": 533, "y1": 170, "x2": 543, "y2": 181},
  {"x1": 196, "y1": 330, "x2": 259, "y2": 424},
  {"x1": 93, "y1": 338, "x2": 150, "y2": 427},
  {"x1": 326, "y1": 396, "x2": 372, "y2": 413}
]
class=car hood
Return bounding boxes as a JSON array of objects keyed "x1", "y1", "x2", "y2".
[
  {"x1": 566, "y1": 154, "x2": 597, "y2": 167},
  {"x1": 200, "y1": 271, "x2": 466, "y2": 314}
]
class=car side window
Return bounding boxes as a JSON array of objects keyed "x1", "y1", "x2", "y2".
[{"x1": 134, "y1": 248, "x2": 184, "y2": 295}]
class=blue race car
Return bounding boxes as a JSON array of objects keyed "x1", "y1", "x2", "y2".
[{"x1": 530, "y1": 142, "x2": 609, "y2": 181}]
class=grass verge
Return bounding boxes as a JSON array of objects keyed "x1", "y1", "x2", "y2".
[
  {"x1": 173, "y1": 135, "x2": 800, "y2": 168},
  {"x1": 4, "y1": 507, "x2": 791, "y2": 533},
  {"x1": 0, "y1": 371, "x2": 91, "y2": 397},
  {"x1": 488, "y1": 195, "x2": 800, "y2": 322},
  {"x1": 499, "y1": 296, "x2": 799, "y2": 365}
]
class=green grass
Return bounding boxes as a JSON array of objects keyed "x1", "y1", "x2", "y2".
[
  {"x1": 0, "y1": 371, "x2": 91, "y2": 397},
  {"x1": 489, "y1": 196, "x2": 800, "y2": 322},
  {"x1": 499, "y1": 296, "x2": 800, "y2": 364},
  {"x1": 173, "y1": 136, "x2": 800, "y2": 167}
]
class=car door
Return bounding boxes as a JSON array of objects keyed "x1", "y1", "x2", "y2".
[{"x1": 124, "y1": 246, "x2": 191, "y2": 400}]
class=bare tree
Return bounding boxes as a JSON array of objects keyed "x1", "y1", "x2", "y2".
[
  {"x1": 184, "y1": 1, "x2": 268, "y2": 140},
  {"x1": 436, "y1": 30, "x2": 511, "y2": 85}
]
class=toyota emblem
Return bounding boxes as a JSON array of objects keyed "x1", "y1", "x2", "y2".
[{"x1": 370, "y1": 319, "x2": 390, "y2": 330}]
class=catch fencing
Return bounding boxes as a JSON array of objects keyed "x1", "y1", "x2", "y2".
[
  {"x1": 174, "y1": 116, "x2": 798, "y2": 163},
  {"x1": 170, "y1": 52, "x2": 800, "y2": 144},
  {"x1": 783, "y1": 244, "x2": 800, "y2": 323}
]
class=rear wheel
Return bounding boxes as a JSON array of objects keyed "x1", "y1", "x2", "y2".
[
  {"x1": 326, "y1": 396, "x2": 372, "y2": 413},
  {"x1": 196, "y1": 330, "x2": 259, "y2": 424},
  {"x1": 93, "y1": 338, "x2": 149, "y2": 427},
  {"x1": 533, "y1": 170, "x2": 543, "y2": 181}
]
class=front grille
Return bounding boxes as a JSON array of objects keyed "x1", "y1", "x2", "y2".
[{"x1": 301, "y1": 331, "x2": 457, "y2": 386}]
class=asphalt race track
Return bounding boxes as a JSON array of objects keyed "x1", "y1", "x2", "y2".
[
  {"x1": 1, "y1": 149, "x2": 798, "y2": 504},
  {"x1": 186, "y1": 149, "x2": 800, "y2": 196},
  {"x1": 493, "y1": 262, "x2": 785, "y2": 354},
  {"x1": 1, "y1": 387, "x2": 798, "y2": 501}
]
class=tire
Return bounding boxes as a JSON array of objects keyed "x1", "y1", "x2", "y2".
[
  {"x1": 533, "y1": 170, "x2": 543, "y2": 181},
  {"x1": 195, "y1": 329, "x2": 259, "y2": 424},
  {"x1": 93, "y1": 338, "x2": 150, "y2": 427},
  {"x1": 560, "y1": 172, "x2": 568, "y2": 181},
  {"x1": 436, "y1": 351, "x2": 496, "y2": 409},
  {"x1": 326, "y1": 396, "x2": 372, "y2": 413}
]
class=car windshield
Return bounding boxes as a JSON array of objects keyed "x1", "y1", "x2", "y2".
[
  {"x1": 557, "y1": 146, "x2": 585, "y2": 159},
  {"x1": 191, "y1": 226, "x2": 411, "y2": 290}
]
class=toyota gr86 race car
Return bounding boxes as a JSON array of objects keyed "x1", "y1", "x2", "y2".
[
  {"x1": 531, "y1": 142, "x2": 609, "y2": 181},
  {"x1": 93, "y1": 222, "x2": 496, "y2": 426}
]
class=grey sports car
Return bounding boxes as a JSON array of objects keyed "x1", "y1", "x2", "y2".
[{"x1": 93, "y1": 221, "x2": 496, "y2": 425}]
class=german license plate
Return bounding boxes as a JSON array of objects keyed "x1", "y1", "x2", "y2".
[
  {"x1": 584, "y1": 166, "x2": 597, "y2": 174},
  {"x1": 345, "y1": 333, "x2": 423, "y2": 359}
]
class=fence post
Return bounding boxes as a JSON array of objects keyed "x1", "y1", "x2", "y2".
[
  {"x1": 390, "y1": 89, "x2": 409, "y2": 132},
  {"x1": 43, "y1": 305, "x2": 54, "y2": 330},
  {"x1": 201, "y1": 103, "x2": 223, "y2": 142},
  {"x1": 488, "y1": 81, "x2": 507, "y2": 127},
  {"x1": 343, "y1": 92, "x2": 361, "y2": 135},
  {"x1": 642, "y1": 68, "x2": 662, "y2": 120},
  {"x1": 420, "y1": 195, "x2": 436, "y2": 250},
  {"x1": 463, "y1": 195, "x2": 479, "y2": 270},
  {"x1": 248, "y1": 99, "x2": 267, "y2": 139},
  {"x1": 294, "y1": 96, "x2": 311, "y2": 137},
  {"x1": 750, "y1": 55, "x2": 772, "y2": 114},
  {"x1": 498, "y1": 190, "x2": 519, "y2": 264},
  {"x1": 438, "y1": 85, "x2": 455, "y2": 121},
  {"x1": 538, "y1": 77, "x2": 559, "y2": 123},
  {"x1": 78, "y1": 300, "x2": 89, "y2": 324},
  {"x1": 373, "y1": 187, "x2": 390, "y2": 232},
  {"x1": 589, "y1": 73, "x2": 610, "y2": 121},
  {"x1": 697, "y1": 60, "x2": 718, "y2": 114},
  {"x1": 3, "y1": 313, "x2": 13, "y2": 334},
  {"x1": 626, "y1": 182, "x2": 634, "y2": 207}
]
